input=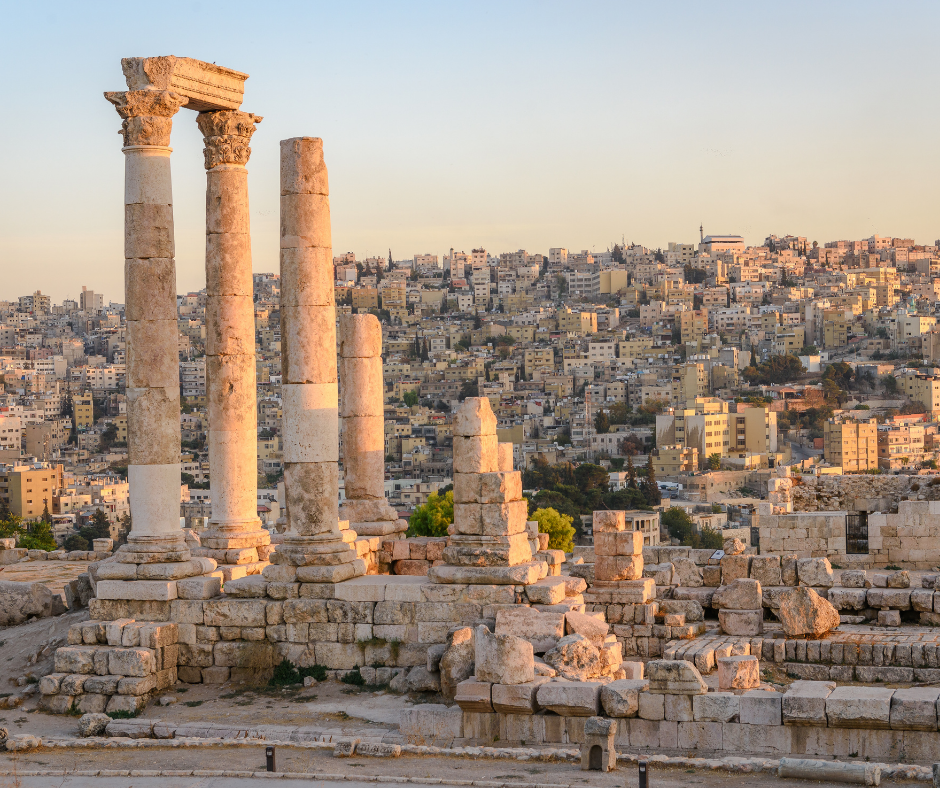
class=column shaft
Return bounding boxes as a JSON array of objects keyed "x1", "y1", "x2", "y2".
[
  {"x1": 277, "y1": 137, "x2": 361, "y2": 572},
  {"x1": 106, "y1": 89, "x2": 189, "y2": 558},
  {"x1": 197, "y1": 110, "x2": 270, "y2": 556},
  {"x1": 339, "y1": 315, "x2": 402, "y2": 535}
]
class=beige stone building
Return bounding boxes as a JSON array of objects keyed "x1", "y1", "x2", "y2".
[
  {"x1": 877, "y1": 421, "x2": 925, "y2": 469},
  {"x1": 0, "y1": 463, "x2": 64, "y2": 519},
  {"x1": 652, "y1": 444, "x2": 698, "y2": 476},
  {"x1": 823, "y1": 417, "x2": 878, "y2": 471},
  {"x1": 897, "y1": 370, "x2": 940, "y2": 414}
]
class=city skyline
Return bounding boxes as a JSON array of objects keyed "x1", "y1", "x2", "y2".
[{"x1": 3, "y1": 1, "x2": 939, "y2": 300}]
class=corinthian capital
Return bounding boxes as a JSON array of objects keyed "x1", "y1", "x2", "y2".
[
  {"x1": 196, "y1": 110, "x2": 263, "y2": 169},
  {"x1": 104, "y1": 90, "x2": 189, "y2": 147}
]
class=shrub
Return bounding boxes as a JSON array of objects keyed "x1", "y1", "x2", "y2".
[
  {"x1": 407, "y1": 491, "x2": 454, "y2": 537},
  {"x1": 530, "y1": 507, "x2": 576, "y2": 552},
  {"x1": 341, "y1": 667, "x2": 365, "y2": 686}
]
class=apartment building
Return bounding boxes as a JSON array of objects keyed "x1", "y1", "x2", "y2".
[
  {"x1": 823, "y1": 417, "x2": 878, "y2": 472},
  {"x1": 0, "y1": 462, "x2": 64, "y2": 519},
  {"x1": 877, "y1": 421, "x2": 925, "y2": 470}
]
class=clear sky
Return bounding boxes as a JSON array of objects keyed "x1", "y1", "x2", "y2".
[{"x1": 2, "y1": 1, "x2": 938, "y2": 301}]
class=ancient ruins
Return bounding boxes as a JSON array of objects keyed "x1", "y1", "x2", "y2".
[{"x1": 29, "y1": 55, "x2": 940, "y2": 770}]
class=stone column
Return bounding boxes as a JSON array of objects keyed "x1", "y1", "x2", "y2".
[
  {"x1": 339, "y1": 314, "x2": 404, "y2": 537},
  {"x1": 430, "y1": 396, "x2": 543, "y2": 585},
  {"x1": 105, "y1": 89, "x2": 190, "y2": 562},
  {"x1": 196, "y1": 110, "x2": 271, "y2": 572},
  {"x1": 273, "y1": 137, "x2": 364, "y2": 582}
]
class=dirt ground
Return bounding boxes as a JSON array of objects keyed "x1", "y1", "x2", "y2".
[
  {"x1": 0, "y1": 747, "x2": 884, "y2": 788},
  {"x1": 0, "y1": 562, "x2": 91, "y2": 598}
]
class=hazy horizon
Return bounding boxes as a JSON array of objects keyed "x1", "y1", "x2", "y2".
[{"x1": 2, "y1": 1, "x2": 938, "y2": 301}]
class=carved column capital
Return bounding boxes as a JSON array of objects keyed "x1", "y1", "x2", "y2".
[
  {"x1": 196, "y1": 110, "x2": 263, "y2": 169},
  {"x1": 104, "y1": 90, "x2": 189, "y2": 147}
]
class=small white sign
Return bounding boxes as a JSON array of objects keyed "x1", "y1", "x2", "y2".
[{"x1": 711, "y1": 549, "x2": 725, "y2": 560}]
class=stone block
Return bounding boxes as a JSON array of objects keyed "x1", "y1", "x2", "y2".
[
  {"x1": 475, "y1": 626, "x2": 534, "y2": 685},
  {"x1": 595, "y1": 555, "x2": 643, "y2": 582},
  {"x1": 399, "y1": 703, "x2": 463, "y2": 744},
  {"x1": 703, "y1": 566, "x2": 722, "y2": 587},
  {"x1": 826, "y1": 686, "x2": 894, "y2": 729},
  {"x1": 177, "y1": 576, "x2": 222, "y2": 600},
  {"x1": 797, "y1": 557, "x2": 833, "y2": 588},
  {"x1": 600, "y1": 679, "x2": 648, "y2": 717},
  {"x1": 96, "y1": 580, "x2": 177, "y2": 601},
  {"x1": 720, "y1": 554, "x2": 750, "y2": 583},
  {"x1": 54, "y1": 646, "x2": 97, "y2": 675},
  {"x1": 491, "y1": 678, "x2": 550, "y2": 714},
  {"x1": 537, "y1": 681, "x2": 602, "y2": 716},
  {"x1": 594, "y1": 530, "x2": 643, "y2": 556},
  {"x1": 592, "y1": 510, "x2": 625, "y2": 533},
  {"x1": 109, "y1": 648, "x2": 154, "y2": 677},
  {"x1": 713, "y1": 579, "x2": 762, "y2": 610},
  {"x1": 525, "y1": 577, "x2": 567, "y2": 605},
  {"x1": 692, "y1": 692, "x2": 739, "y2": 723},
  {"x1": 499, "y1": 711, "x2": 546, "y2": 742},
  {"x1": 841, "y1": 570, "x2": 867, "y2": 588},
  {"x1": 782, "y1": 680, "x2": 835, "y2": 726},
  {"x1": 203, "y1": 599, "x2": 267, "y2": 627},
  {"x1": 212, "y1": 640, "x2": 274, "y2": 669},
  {"x1": 719, "y1": 609, "x2": 763, "y2": 636},
  {"x1": 777, "y1": 587, "x2": 840, "y2": 637},
  {"x1": 106, "y1": 694, "x2": 147, "y2": 715},
  {"x1": 495, "y1": 607, "x2": 563, "y2": 653},
  {"x1": 638, "y1": 691, "x2": 665, "y2": 720},
  {"x1": 454, "y1": 679, "x2": 493, "y2": 712},
  {"x1": 878, "y1": 610, "x2": 901, "y2": 627},
  {"x1": 717, "y1": 655, "x2": 759, "y2": 690},
  {"x1": 664, "y1": 693, "x2": 694, "y2": 721},
  {"x1": 740, "y1": 689, "x2": 782, "y2": 726},
  {"x1": 749, "y1": 556, "x2": 782, "y2": 586},
  {"x1": 888, "y1": 687, "x2": 940, "y2": 731},
  {"x1": 647, "y1": 659, "x2": 707, "y2": 695}
]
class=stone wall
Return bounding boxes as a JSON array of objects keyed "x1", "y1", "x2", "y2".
[
  {"x1": 757, "y1": 500, "x2": 940, "y2": 568},
  {"x1": 791, "y1": 474, "x2": 940, "y2": 513}
]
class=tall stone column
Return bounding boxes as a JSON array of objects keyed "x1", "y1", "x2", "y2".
[
  {"x1": 196, "y1": 110, "x2": 271, "y2": 571},
  {"x1": 273, "y1": 137, "x2": 364, "y2": 583},
  {"x1": 339, "y1": 314, "x2": 405, "y2": 537},
  {"x1": 105, "y1": 89, "x2": 191, "y2": 562}
]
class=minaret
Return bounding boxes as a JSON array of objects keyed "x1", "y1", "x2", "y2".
[{"x1": 699, "y1": 224, "x2": 704, "y2": 243}]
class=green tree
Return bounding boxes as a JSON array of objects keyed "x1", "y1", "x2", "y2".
[
  {"x1": 530, "y1": 507, "x2": 575, "y2": 552},
  {"x1": 882, "y1": 374, "x2": 898, "y2": 394},
  {"x1": 707, "y1": 453, "x2": 721, "y2": 470},
  {"x1": 594, "y1": 411, "x2": 610, "y2": 434},
  {"x1": 642, "y1": 454, "x2": 661, "y2": 505},
  {"x1": 403, "y1": 389, "x2": 420, "y2": 408},
  {"x1": 661, "y1": 506, "x2": 694, "y2": 543},
  {"x1": 626, "y1": 455, "x2": 637, "y2": 488},
  {"x1": 19, "y1": 520, "x2": 57, "y2": 551},
  {"x1": 64, "y1": 534, "x2": 89, "y2": 551},
  {"x1": 406, "y1": 491, "x2": 454, "y2": 537},
  {"x1": 527, "y1": 490, "x2": 581, "y2": 522}
]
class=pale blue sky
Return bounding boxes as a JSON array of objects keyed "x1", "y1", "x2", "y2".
[{"x1": 1, "y1": 1, "x2": 938, "y2": 301}]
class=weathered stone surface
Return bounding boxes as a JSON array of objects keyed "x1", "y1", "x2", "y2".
[
  {"x1": 886, "y1": 570, "x2": 910, "y2": 588},
  {"x1": 889, "y1": 687, "x2": 940, "y2": 731},
  {"x1": 692, "y1": 692, "x2": 739, "y2": 723},
  {"x1": 719, "y1": 554, "x2": 750, "y2": 584},
  {"x1": 739, "y1": 689, "x2": 781, "y2": 726},
  {"x1": 797, "y1": 557, "x2": 834, "y2": 588},
  {"x1": 826, "y1": 686, "x2": 894, "y2": 729},
  {"x1": 0, "y1": 580, "x2": 54, "y2": 625},
  {"x1": 495, "y1": 607, "x2": 563, "y2": 653},
  {"x1": 749, "y1": 556, "x2": 782, "y2": 587},
  {"x1": 543, "y1": 633, "x2": 601, "y2": 681},
  {"x1": 78, "y1": 713, "x2": 111, "y2": 737},
  {"x1": 718, "y1": 609, "x2": 763, "y2": 636},
  {"x1": 491, "y1": 678, "x2": 550, "y2": 714},
  {"x1": 671, "y1": 557, "x2": 703, "y2": 587},
  {"x1": 647, "y1": 659, "x2": 707, "y2": 695},
  {"x1": 525, "y1": 577, "x2": 567, "y2": 605},
  {"x1": 827, "y1": 587, "x2": 868, "y2": 611},
  {"x1": 841, "y1": 570, "x2": 868, "y2": 588},
  {"x1": 564, "y1": 611, "x2": 609, "y2": 645},
  {"x1": 454, "y1": 397, "x2": 497, "y2": 437},
  {"x1": 439, "y1": 628, "x2": 474, "y2": 701},
  {"x1": 405, "y1": 666, "x2": 440, "y2": 693},
  {"x1": 399, "y1": 704, "x2": 463, "y2": 744},
  {"x1": 475, "y1": 626, "x2": 534, "y2": 685},
  {"x1": 537, "y1": 681, "x2": 602, "y2": 716},
  {"x1": 600, "y1": 679, "x2": 648, "y2": 717},
  {"x1": 782, "y1": 680, "x2": 835, "y2": 726},
  {"x1": 454, "y1": 679, "x2": 493, "y2": 712},
  {"x1": 717, "y1": 656, "x2": 759, "y2": 690},
  {"x1": 713, "y1": 579, "x2": 762, "y2": 610},
  {"x1": 658, "y1": 599, "x2": 704, "y2": 623},
  {"x1": 777, "y1": 587, "x2": 840, "y2": 637},
  {"x1": 723, "y1": 537, "x2": 745, "y2": 555}
]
